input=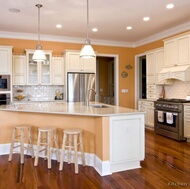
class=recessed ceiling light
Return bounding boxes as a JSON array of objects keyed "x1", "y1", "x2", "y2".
[
  {"x1": 56, "y1": 24, "x2": 62, "y2": 28},
  {"x1": 143, "y1": 17, "x2": 150, "y2": 21},
  {"x1": 166, "y1": 4, "x2": 174, "y2": 9},
  {"x1": 9, "y1": 8, "x2": 20, "y2": 13},
  {"x1": 92, "y1": 28, "x2": 98, "y2": 32},
  {"x1": 126, "y1": 26, "x2": 132, "y2": 30}
]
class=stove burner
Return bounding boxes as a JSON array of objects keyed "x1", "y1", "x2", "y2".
[{"x1": 157, "y1": 98, "x2": 190, "y2": 103}]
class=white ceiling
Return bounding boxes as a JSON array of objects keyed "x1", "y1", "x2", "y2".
[{"x1": 1, "y1": 0, "x2": 190, "y2": 47}]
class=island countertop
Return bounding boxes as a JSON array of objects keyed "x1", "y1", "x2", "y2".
[{"x1": 0, "y1": 101, "x2": 143, "y2": 116}]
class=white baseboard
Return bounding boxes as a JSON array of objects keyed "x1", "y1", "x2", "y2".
[{"x1": 0, "y1": 143, "x2": 112, "y2": 176}]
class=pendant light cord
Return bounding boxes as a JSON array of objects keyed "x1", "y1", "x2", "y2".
[
  {"x1": 36, "y1": 4, "x2": 42, "y2": 48},
  {"x1": 86, "y1": 0, "x2": 89, "y2": 40}
]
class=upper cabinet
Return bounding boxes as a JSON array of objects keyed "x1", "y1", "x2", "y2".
[
  {"x1": 52, "y1": 57, "x2": 64, "y2": 85},
  {"x1": 164, "y1": 33, "x2": 190, "y2": 67},
  {"x1": 12, "y1": 55, "x2": 26, "y2": 85},
  {"x1": 25, "y1": 49, "x2": 52, "y2": 85},
  {"x1": 0, "y1": 46, "x2": 13, "y2": 74},
  {"x1": 65, "y1": 51, "x2": 96, "y2": 73}
]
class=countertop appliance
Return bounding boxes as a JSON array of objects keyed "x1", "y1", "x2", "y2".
[
  {"x1": 0, "y1": 75, "x2": 10, "y2": 91},
  {"x1": 154, "y1": 98, "x2": 189, "y2": 141},
  {"x1": 67, "y1": 72, "x2": 95, "y2": 102}
]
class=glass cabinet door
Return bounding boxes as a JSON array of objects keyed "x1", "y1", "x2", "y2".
[
  {"x1": 41, "y1": 54, "x2": 51, "y2": 84},
  {"x1": 28, "y1": 53, "x2": 38, "y2": 85}
]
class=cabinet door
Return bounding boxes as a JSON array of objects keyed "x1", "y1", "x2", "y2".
[
  {"x1": 52, "y1": 57, "x2": 64, "y2": 85},
  {"x1": 83, "y1": 58, "x2": 96, "y2": 72},
  {"x1": 12, "y1": 55, "x2": 26, "y2": 85},
  {"x1": 155, "y1": 48, "x2": 164, "y2": 82},
  {"x1": 0, "y1": 47, "x2": 12, "y2": 74},
  {"x1": 176, "y1": 35, "x2": 190, "y2": 66},
  {"x1": 146, "y1": 106, "x2": 154, "y2": 128},
  {"x1": 67, "y1": 53, "x2": 82, "y2": 71},
  {"x1": 164, "y1": 39, "x2": 176, "y2": 67},
  {"x1": 146, "y1": 51, "x2": 156, "y2": 84},
  {"x1": 184, "y1": 119, "x2": 190, "y2": 138},
  {"x1": 138, "y1": 102, "x2": 147, "y2": 124},
  {"x1": 26, "y1": 49, "x2": 52, "y2": 85}
]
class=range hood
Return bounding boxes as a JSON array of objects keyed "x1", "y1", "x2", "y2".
[{"x1": 158, "y1": 65, "x2": 190, "y2": 82}]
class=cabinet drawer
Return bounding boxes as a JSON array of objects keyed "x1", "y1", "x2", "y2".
[
  {"x1": 138, "y1": 101, "x2": 154, "y2": 107},
  {"x1": 146, "y1": 89, "x2": 156, "y2": 94},
  {"x1": 184, "y1": 106, "x2": 190, "y2": 112},
  {"x1": 147, "y1": 85, "x2": 156, "y2": 89},
  {"x1": 147, "y1": 94, "x2": 156, "y2": 99},
  {"x1": 184, "y1": 114, "x2": 190, "y2": 120}
]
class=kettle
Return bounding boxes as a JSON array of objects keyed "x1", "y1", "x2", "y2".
[
  {"x1": 186, "y1": 95, "x2": 190, "y2": 101},
  {"x1": 55, "y1": 89, "x2": 63, "y2": 100}
]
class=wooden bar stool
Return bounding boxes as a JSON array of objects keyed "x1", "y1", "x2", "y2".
[
  {"x1": 8, "y1": 124, "x2": 34, "y2": 164},
  {"x1": 59, "y1": 129, "x2": 85, "y2": 174},
  {"x1": 34, "y1": 126, "x2": 60, "y2": 169}
]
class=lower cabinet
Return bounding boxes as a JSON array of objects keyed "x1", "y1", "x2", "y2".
[
  {"x1": 184, "y1": 105, "x2": 190, "y2": 140},
  {"x1": 138, "y1": 100, "x2": 155, "y2": 129}
]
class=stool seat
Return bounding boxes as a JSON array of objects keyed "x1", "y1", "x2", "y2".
[
  {"x1": 59, "y1": 128, "x2": 85, "y2": 174},
  {"x1": 8, "y1": 124, "x2": 34, "y2": 164},
  {"x1": 34, "y1": 126, "x2": 60, "y2": 169}
]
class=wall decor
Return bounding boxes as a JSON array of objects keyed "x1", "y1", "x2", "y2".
[
  {"x1": 121, "y1": 71, "x2": 128, "y2": 78},
  {"x1": 125, "y1": 65, "x2": 132, "y2": 70}
]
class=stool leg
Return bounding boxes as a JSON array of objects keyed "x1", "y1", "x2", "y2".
[
  {"x1": 8, "y1": 128, "x2": 16, "y2": 162},
  {"x1": 20, "y1": 128, "x2": 25, "y2": 164},
  {"x1": 44, "y1": 132, "x2": 48, "y2": 160},
  {"x1": 27, "y1": 127, "x2": 34, "y2": 158},
  {"x1": 34, "y1": 131, "x2": 41, "y2": 166},
  {"x1": 47, "y1": 131, "x2": 51, "y2": 169},
  {"x1": 53, "y1": 130, "x2": 60, "y2": 162},
  {"x1": 74, "y1": 134, "x2": 78, "y2": 174},
  {"x1": 68, "y1": 134, "x2": 72, "y2": 164},
  {"x1": 79, "y1": 132, "x2": 86, "y2": 166},
  {"x1": 59, "y1": 133, "x2": 67, "y2": 171}
]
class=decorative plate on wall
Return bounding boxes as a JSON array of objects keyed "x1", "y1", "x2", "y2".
[{"x1": 121, "y1": 71, "x2": 128, "y2": 78}]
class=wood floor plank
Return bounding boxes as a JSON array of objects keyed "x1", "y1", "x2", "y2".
[{"x1": 1, "y1": 129, "x2": 190, "y2": 189}]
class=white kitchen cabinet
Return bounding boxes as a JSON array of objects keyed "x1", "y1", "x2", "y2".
[
  {"x1": 0, "y1": 46, "x2": 13, "y2": 74},
  {"x1": 52, "y1": 57, "x2": 64, "y2": 85},
  {"x1": 65, "y1": 51, "x2": 96, "y2": 72},
  {"x1": 12, "y1": 55, "x2": 26, "y2": 85},
  {"x1": 25, "y1": 49, "x2": 52, "y2": 85},
  {"x1": 138, "y1": 100, "x2": 154, "y2": 129},
  {"x1": 184, "y1": 105, "x2": 190, "y2": 140},
  {"x1": 164, "y1": 33, "x2": 190, "y2": 67}
]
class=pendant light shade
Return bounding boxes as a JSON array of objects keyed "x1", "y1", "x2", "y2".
[
  {"x1": 32, "y1": 4, "x2": 46, "y2": 62},
  {"x1": 80, "y1": 0, "x2": 95, "y2": 58}
]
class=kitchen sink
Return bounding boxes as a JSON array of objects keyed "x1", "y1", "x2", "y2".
[{"x1": 90, "y1": 104, "x2": 110, "y2": 108}]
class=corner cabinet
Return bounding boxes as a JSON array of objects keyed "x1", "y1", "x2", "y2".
[
  {"x1": 164, "y1": 33, "x2": 190, "y2": 67},
  {"x1": 25, "y1": 49, "x2": 52, "y2": 85},
  {"x1": 64, "y1": 51, "x2": 96, "y2": 73},
  {"x1": 12, "y1": 55, "x2": 26, "y2": 85},
  {"x1": 138, "y1": 100, "x2": 154, "y2": 129},
  {"x1": 52, "y1": 57, "x2": 64, "y2": 85},
  {"x1": 0, "y1": 46, "x2": 13, "y2": 74}
]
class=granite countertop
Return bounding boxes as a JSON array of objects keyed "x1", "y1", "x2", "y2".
[{"x1": 0, "y1": 102, "x2": 144, "y2": 117}]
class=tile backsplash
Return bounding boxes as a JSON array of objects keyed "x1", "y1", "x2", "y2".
[
  {"x1": 156, "y1": 80, "x2": 190, "y2": 99},
  {"x1": 13, "y1": 85, "x2": 64, "y2": 101}
]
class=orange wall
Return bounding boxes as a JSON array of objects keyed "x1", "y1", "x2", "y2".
[{"x1": 0, "y1": 38, "x2": 136, "y2": 108}]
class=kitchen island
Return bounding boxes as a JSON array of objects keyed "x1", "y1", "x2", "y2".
[{"x1": 0, "y1": 102, "x2": 145, "y2": 176}]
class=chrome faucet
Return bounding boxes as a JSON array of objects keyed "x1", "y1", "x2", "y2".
[{"x1": 85, "y1": 88, "x2": 96, "y2": 106}]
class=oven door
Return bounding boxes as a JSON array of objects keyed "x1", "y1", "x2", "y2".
[
  {"x1": 0, "y1": 75, "x2": 10, "y2": 91},
  {"x1": 154, "y1": 109, "x2": 180, "y2": 133},
  {"x1": 0, "y1": 93, "x2": 11, "y2": 105}
]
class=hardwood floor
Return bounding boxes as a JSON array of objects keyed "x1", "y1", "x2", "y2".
[{"x1": 0, "y1": 129, "x2": 190, "y2": 189}]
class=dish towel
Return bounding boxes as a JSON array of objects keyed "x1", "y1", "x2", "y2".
[
  {"x1": 158, "y1": 111, "x2": 164, "y2": 122},
  {"x1": 166, "y1": 112, "x2": 173, "y2": 124}
]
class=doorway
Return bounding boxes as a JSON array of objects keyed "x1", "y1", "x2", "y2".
[
  {"x1": 135, "y1": 53, "x2": 146, "y2": 109},
  {"x1": 96, "y1": 54, "x2": 119, "y2": 106}
]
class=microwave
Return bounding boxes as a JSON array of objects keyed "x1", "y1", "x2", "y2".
[
  {"x1": 0, "y1": 75, "x2": 10, "y2": 91},
  {"x1": 0, "y1": 93, "x2": 10, "y2": 105}
]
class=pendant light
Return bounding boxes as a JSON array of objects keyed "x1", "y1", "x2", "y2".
[
  {"x1": 80, "y1": 0, "x2": 95, "y2": 58},
  {"x1": 32, "y1": 4, "x2": 46, "y2": 62}
]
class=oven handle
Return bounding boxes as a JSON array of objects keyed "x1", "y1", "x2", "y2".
[{"x1": 155, "y1": 110, "x2": 179, "y2": 116}]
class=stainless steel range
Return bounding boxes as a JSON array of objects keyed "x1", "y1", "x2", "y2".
[{"x1": 154, "y1": 99, "x2": 188, "y2": 141}]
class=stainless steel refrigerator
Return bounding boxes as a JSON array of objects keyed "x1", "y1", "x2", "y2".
[{"x1": 67, "y1": 72, "x2": 95, "y2": 102}]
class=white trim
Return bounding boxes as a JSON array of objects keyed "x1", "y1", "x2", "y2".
[
  {"x1": 96, "y1": 53, "x2": 119, "y2": 106},
  {"x1": 135, "y1": 53, "x2": 146, "y2": 109},
  {"x1": 1, "y1": 21, "x2": 190, "y2": 47}
]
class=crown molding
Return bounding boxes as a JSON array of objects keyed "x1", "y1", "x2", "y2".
[{"x1": 0, "y1": 21, "x2": 190, "y2": 48}]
